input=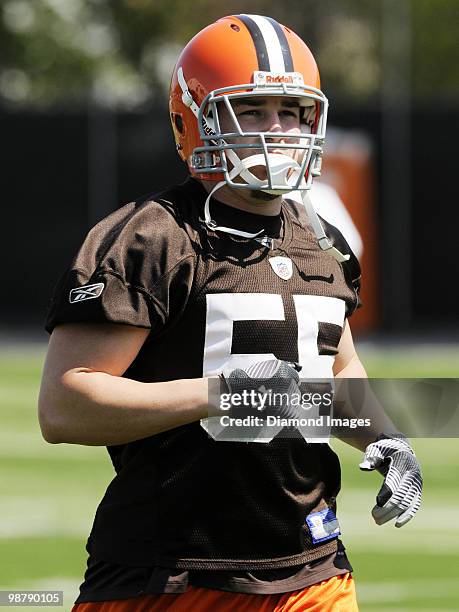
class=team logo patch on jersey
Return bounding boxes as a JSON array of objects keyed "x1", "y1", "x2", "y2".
[
  {"x1": 306, "y1": 507, "x2": 341, "y2": 544},
  {"x1": 69, "y1": 282, "x2": 104, "y2": 304},
  {"x1": 269, "y1": 256, "x2": 293, "y2": 280}
]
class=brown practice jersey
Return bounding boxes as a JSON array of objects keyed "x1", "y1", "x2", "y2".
[{"x1": 46, "y1": 178, "x2": 361, "y2": 571}]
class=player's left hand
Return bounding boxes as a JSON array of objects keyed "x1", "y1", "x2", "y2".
[
  {"x1": 359, "y1": 433, "x2": 422, "y2": 528},
  {"x1": 221, "y1": 359, "x2": 302, "y2": 420}
]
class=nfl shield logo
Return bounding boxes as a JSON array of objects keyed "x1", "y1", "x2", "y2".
[{"x1": 269, "y1": 256, "x2": 293, "y2": 280}]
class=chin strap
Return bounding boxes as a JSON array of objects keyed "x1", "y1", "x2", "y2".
[
  {"x1": 204, "y1": 173, "x2": 351, "y2": 262},
  {"x1": 178, "y1": 67, "x2": 200, "y2": 117},
  {"x1": 204, "y1": 166, "x2": 351, "y2": 261},
  {"x1": 203, "y1": 151, "x2": 307, "y2": 239},
  {"x1": 203, "y1": 180, "x2": 265, "y2": 239},
  {"x1": 204, "y1": 154, "x2": 351, "y2": 261},
  {"x1": 204, "y1": 150, "x2": 306, "y2": 238},
  {"x1": 205, "y1": 148, "x2": 350, "y2": 260},
  {"x1": 301, "y1": 191, "x2": 350, "y2": 262}
]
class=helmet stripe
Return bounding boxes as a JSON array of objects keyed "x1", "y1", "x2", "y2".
[
  {"x1": 237, "y1": 14, "x2": 271, "y2": 71},
  {"x1": 241, "y1": 14, "x2": 288, "y2": 72},
  {"x1": 266, "y1": 17, "x2": 294, "y2": 72}
]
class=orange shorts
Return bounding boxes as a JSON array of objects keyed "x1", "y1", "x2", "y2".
[{"x1": 71, "y1": 572, "x2": 358, "y2": 611}]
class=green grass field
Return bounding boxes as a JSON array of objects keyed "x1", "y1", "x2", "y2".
[{"x1": 1, "y1": 344, "x2": 458, "y2": 611}]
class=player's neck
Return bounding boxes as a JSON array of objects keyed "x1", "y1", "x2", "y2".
[{"x1": 200, "y1": 180, "x2": 283, "y2": 217}]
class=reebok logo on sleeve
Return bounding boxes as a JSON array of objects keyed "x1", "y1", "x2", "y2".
[{"x1": 69, "y1": 282, "x2": 104, "y2": 303}]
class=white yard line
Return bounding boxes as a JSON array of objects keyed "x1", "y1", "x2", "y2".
[{"x1": 0, "y1": 497, "x2": 95, "y2": 538}]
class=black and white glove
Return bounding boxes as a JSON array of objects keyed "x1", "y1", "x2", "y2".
[
  {"x1": 222, "y1": 359, "x2": 301, "y2": 420},
  {"x1": 360, "y1": 433, "x2": 423, "y2": 527}
]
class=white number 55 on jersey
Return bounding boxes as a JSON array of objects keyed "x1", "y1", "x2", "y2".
[{"x1": 202, "y1": 293, "x2": 345, "y2": 443}]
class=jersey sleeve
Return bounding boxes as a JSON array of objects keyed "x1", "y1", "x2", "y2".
[{"x1": 45, "y1": 197, "x2": 196, "y2": 335}]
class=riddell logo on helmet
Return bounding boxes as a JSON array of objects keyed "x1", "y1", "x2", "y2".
[
  {"x1": 254, "y1": 71, "x2": 304, "y2": 87},
  {"x1": 266, "y1": 75, "x2": 294, "y2": 84}
]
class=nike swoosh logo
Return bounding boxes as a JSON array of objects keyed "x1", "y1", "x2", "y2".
[{"x1": 300, "y1": 273, "x2": 334, "y2": 284}]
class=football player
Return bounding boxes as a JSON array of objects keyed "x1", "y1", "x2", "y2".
[{"x1": 39, "y1": 14, "x2": 422, "y2": 611}]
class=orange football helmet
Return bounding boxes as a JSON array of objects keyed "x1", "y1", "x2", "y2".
[
  {"x1": 169, "y1": 14, "x2": 328, "y2": 193},
  {"x1": 169, "y1": 15, "x2": 349, "y2": 261}
]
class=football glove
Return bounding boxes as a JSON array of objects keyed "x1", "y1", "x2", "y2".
[
  {"x1": 222, "y1": 359, "x2": 302, "y2": 420},
  {"x1": 359, "y1": 433, "x2": 422, "y2": 528}
]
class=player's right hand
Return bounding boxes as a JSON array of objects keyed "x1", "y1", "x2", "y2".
[{"x1": 221, "y1": 358, "x2": 302, "y2": 420}]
